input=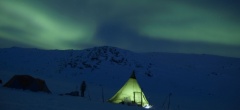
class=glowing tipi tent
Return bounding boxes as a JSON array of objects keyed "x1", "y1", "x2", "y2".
[{"x1": 108, "y1": 71, "x2": 151, "y2": 108}]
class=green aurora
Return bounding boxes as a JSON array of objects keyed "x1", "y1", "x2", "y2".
[{"x1": 0, "y1": 0, "x2": 240, "y2": 57}]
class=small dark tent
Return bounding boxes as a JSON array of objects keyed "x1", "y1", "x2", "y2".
[{"x1": 3, "y1": 75, "x2": 51, "y2": 93}]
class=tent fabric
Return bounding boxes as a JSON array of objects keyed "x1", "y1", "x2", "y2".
[
  {"x1": 108, "y1": 71, "x2": 149, "y2": 107},
  {"x1": 3, "y1": 75, "x2": 51, "y2": 93}
]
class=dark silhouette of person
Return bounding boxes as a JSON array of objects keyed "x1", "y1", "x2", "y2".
[{"x1": 80, "y1": 81, "x2": 86, "y2": 97}]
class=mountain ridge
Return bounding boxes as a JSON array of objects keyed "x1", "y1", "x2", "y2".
[{"x1": 0, "y1": 46, "x2": 239, "y2": 77}]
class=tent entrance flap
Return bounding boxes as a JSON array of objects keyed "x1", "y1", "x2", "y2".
[{"x1": 134, "y1": 92, "x2": 142, "y2": 106}]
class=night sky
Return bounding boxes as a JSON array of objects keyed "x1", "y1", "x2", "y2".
[{"x1": 0, "y1": 0, "x2": 240, "y2": 58}]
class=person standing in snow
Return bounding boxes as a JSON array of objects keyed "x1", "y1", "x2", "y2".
[{"x1": 80, "y1": 81, "x2": 86, "y2": 97}]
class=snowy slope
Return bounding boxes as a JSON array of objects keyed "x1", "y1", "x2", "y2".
[{"x1": 0, "y1": 46, "x2": 240, "y2": 110}]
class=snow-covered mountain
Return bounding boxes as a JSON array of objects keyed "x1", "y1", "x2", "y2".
[{"x1": 0, "y1": 46, "x2": 240, "y2": 110}]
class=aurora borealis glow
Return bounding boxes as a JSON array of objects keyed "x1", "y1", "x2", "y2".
[{"x1": 0, "y1": 0, "x2": 240, "y2": 57}]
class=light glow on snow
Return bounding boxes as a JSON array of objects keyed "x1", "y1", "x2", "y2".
[{"x1": 143, "y1": 104, "x2": 152, "y2": 109}]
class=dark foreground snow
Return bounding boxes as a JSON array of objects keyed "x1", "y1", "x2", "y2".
[{"x1": 0, "y1": 87, "x2": 146, "y2": 110}]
